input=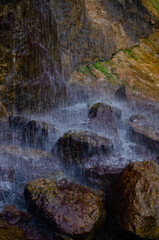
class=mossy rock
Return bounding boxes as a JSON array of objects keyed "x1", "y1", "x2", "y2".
[
  {"x1": 109, "y1": 161, "x2": 159, "y2": 239},
  {"x1": 24, "y1": 178, "x2": 106, "y2": 240}
]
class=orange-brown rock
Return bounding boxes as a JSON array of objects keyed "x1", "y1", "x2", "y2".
[
  {"x1": 52, "y1": 0, "x2": 155, "y2": 80},
  {"x1": 70, "y1": 30, "x2": 159, "y2": 103},
  {"x1": 109, "y1": 161, "x2": 159, "y2": 239}
]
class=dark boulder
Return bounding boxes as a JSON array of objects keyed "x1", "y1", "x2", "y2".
[
  {"x1": 115, "y1": 86, "x2": 127, "y2": 101},
  {"x1": 88, "y1": 102, "x2": 121, "y2": 148},
  {"x1": 53, "y1": 130, "x2": 113, "y2": 168},
  {"x1": 109, "y1": 161, "x2": 159, "y2": 239},
  {"x1": 83, "y1": 154, "x2": 128, "y2": 192},
  {"x1": 89, "y1": 102, "x2": 121, "y2": 122},
  {"x1": 9, "y1": 116, "x2": 59, "y2": 149}
]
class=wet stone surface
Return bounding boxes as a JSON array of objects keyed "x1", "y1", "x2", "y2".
[
  {"x1": 53, "y1": 129, "x2": 114, "y2": 169},
  {"x1": 109, "y1": 161, "x2": 159, "y2": 239},
  {"x1": 24, "y1": 178, "x2": 106, "y2": 240},
  {"x1": 128, "y1": 114, "x2": 159, "y2": 153},
  {"x1": 0, "y1": 145, "x2": 59, "y2": 209},
  {"x1": 9, "y1": 116, "x2": 60, "y2": 150}
]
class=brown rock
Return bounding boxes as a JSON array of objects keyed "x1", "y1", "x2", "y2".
[
  {"x1": 53, "y1": 130, "x2": 113, "y2": 168},
  {"x1": 88, "y1": 103, "x2": 121, "y2": 148},
  {"x1": 24, "y1": 178, "x2": 106, "y2": 239},
  {"x1": 9, "y1": 115, "x2": 60, "y2": 149},
  {"x1": 51, "y1": 0, "x2": 154, "y2": 80},
  {"x1": 109, "y1": 161, "x2": 159, "y2": 239},
  {"x1": 70, "y1": 30, "x2": 159, "y2": 104},
  {"x1": 0, "y1": 0, "x2": 62, "y2": 112}
]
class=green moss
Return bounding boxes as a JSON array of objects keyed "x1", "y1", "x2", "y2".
[
  {"x1": 92, "y1": 62, "x2": 117, "y2": 81},
  {"x1": 124, "y1": 49, "x2": 138, "y2": 60},
  {"x1": 150, "y1": 0, "x2": 159, "y2": 13},
  {"x1": 142, "y1": 38, "x2": 157, "y2": 50},
  {"x1": 77, "y1": 65, "x2": 96, "y2": 78}
]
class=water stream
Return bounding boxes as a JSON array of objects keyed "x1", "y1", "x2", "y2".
[{"x1": 0, "y1": 90, "x2": 158, "y2": 211}]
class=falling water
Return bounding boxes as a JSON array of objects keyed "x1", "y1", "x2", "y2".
[{"x1": 0, "y1": 0, "x2": 159, "y2": 239}]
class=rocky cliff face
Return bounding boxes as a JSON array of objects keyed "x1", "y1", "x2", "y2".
[
  {"x1": 51, "y1": 0, "x2": 154, "y2": 80},
  {"x1": 69, "y1": 1, "x2": 159, "y2": 103},
  {"x1": 0, "y1": 0, "x2": 158, "y2": 111},
  {"x1": 0, "y1": 0, "x2": 62, "y2": 112}
]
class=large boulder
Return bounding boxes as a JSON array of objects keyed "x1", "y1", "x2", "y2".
[
  {"x1": 109, "y1": 161, "x2": 159, "y2": 239},
  {"x1": 53, "y1": 130, "x2": 113, "y2": 167},
  {"x1": 128, "y1": 114, "x2": 159, "y2": 153},
  {"x1": 24, "y1": 178, "x2": 106, "y2": 239}
]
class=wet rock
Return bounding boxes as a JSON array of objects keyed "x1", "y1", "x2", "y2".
[
  {"x1": 53, "y1": 130, "x2": 113, "y2": 168},
  {"x1": 24, "y1": 178, "x2": 106, "y2": 239},
  {"x1": 0, "y1": 145, "x2": 58, "y2": 177},
  {"x1": 24, "y1": 120, "x2": 60, "y2": 148},
  {"x1": 9, "y1": 116, "x2": 28, "y2": 130},
  {"x1": 109, "y1": 161, "x2": 159, "y2": 239},
  {"x1": 83, "y1": 154, "x2": 126, "y2": 192},
  {"x1": 51, "y1": 0, "x2": 154, "y2": 81},
  {"x1": 88, "y1": 102, "x2": 121, "y2": 123},
  {"x1": 71, "y1": 29, "x2": 159, "y2": 105},
  {"x1": 0, "y1": 164, "x2": 15, "y2": 202},
  {"x1": 0, "y1": 206, "x2": 52, "y2": 240},
  {"x1": 0, "y1": 145, "x2": 59, "y2": 207},
  {"x1": 115, "y1": 86, "x2": 127, "y2": 101},
  {"x1": 128, "y1": 114, "x2": 159, "y2": 153},
  {"x1": 88, "y1": 103, "x2": 121, "y2": 147},
  {"x1": 9, "y1": 116, "x2": 60, "y2": 149},
  {"x1": 0, "y1": 102, "x2": 8, "y2": 119},
  {"x1": 0, "y1": 205, "x2": 31, "y2": 225},
  {"x1": 0, "y1": 166, "x2": 14, "y2": 183},
  {"x1": 0, "y1": 119, "x2": 25, "y2": 146},
  {"x1": 1, "y1": 0, "x2": 62, "y2": 112},
  {"x1": 47, "y1": 170, "x2": 67, "y2": 182},
  {"x1": 0, "y1": 218, "x2": 26, "y2": 240}
]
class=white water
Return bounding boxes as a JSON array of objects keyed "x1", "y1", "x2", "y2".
[{"x1": 0, "y1": 93, "x2": 158, "y2": 210}]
